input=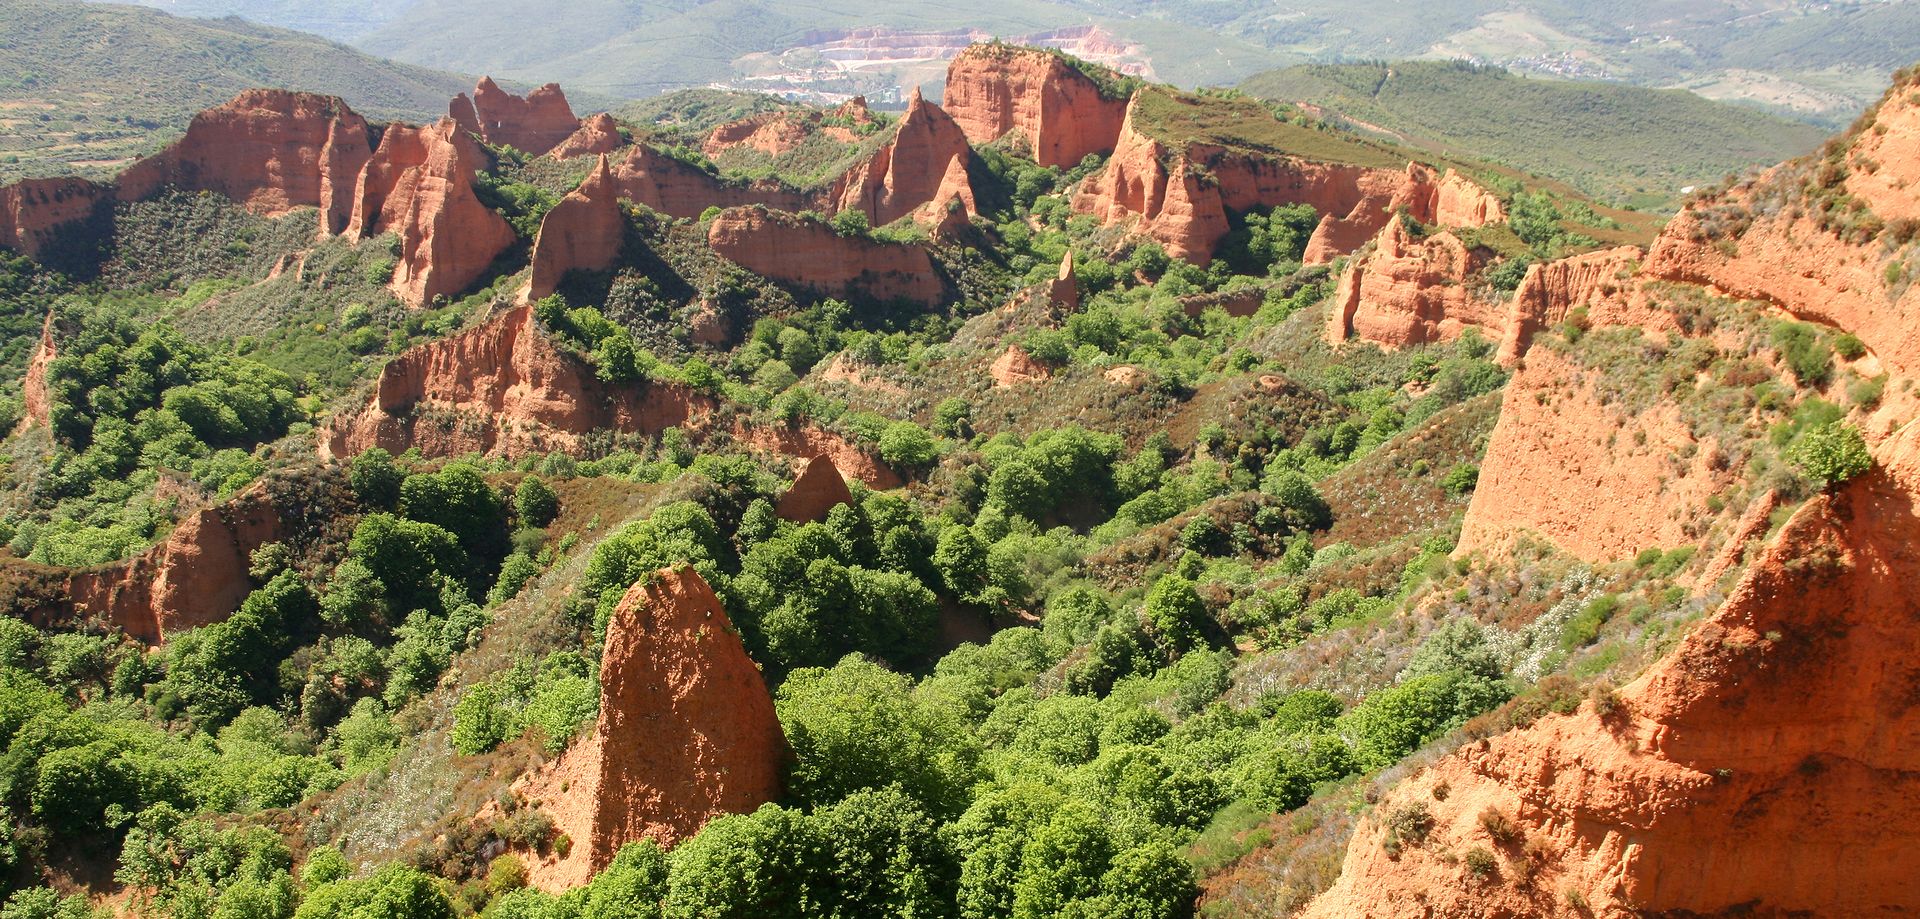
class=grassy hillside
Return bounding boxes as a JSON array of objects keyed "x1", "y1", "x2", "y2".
[
  {"x1": 1241, "y1": 60, "x2": 1829, "y2": 208},
  {"x1": 0, "y1": 0, "x2": 471, "y2": 182}
]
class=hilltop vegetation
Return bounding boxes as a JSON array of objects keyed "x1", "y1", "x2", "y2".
[
  {"x1": 1241, "y1": 60, "x2": 1828, "y2": 207},
  {"x1": 0, "y1": 0, "x2": 470, "y2": 182}
]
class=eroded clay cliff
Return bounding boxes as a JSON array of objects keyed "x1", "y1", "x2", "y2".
[
  {"x1": 452, "y1": 77, "x2": 583, "y2": 156},
  {"x1": 774, "y1": 455, "x2": 856, "y2": 523},
  {"x1": 0, "y1": 177, "x2": 111, "y2": 260},
  {"x1": 323, "y1": 305, "x2": 715, "y2": 459},
  {"x1": 706, "y1": 205, "x2": 944, "y2": 304},
  {"x1": 117, "y1": 89, "x2": 373, "y2": 234},
  {"x1": 612, "y1": 145, "x2": 812, "y2": 220},
  {"x1": 828, "y1": 88, "x2": 976, "y2": 227},
  {"x1": 524, "y1": 155, "x2": 624, "y2": 301},
  {"x1": 549, "y1": 113, "x2": 623, "y2": 160},
  {"x1": 1327, "y1": 221, "x2": 1497, "y2": 349},
  {"x1": 514, "y1": 566, "x2": 787, "y2": 890},
  {"x1": 942, "y1": 44, "x2": 1130, "y2": 168},
  {"x1": 343, "y1": 118, "x2": 516, "y2": 307},
  {"x1": 1302, "y1": 423, "x2": 1920, "y2": 918}
]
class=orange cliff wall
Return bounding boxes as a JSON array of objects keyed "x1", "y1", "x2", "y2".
[
  {"x1": 117, "y1": 89, "x2": 373, "y2": 234},
  {"x1": 706, "y1": 205, "x2": 945, "y2": 305},
  {"x1": 512, "y1": 566, "x2": 787, "y2": 891},
  {"x1": 322, "y1": 304, "x2": 715, "y2": 460},
  {"x1": 1071, "y1": 93, "x2": 1502, "y2": 264},
  {"x1": 61, "y1": 484, "x2": 285, "y2": 645},
  {"x1": 449, "y1": 77, "x2": 582, "y2": 156},
  {"x1": 828, "y1": 88, "x2": 976, "y2": 227},
  {"x1": 549, "y1": 113, "x2": 622, "y2": 161},
  {"x1": 343, "y1": 118, "x2": 516, "y2": 307},
  {"x1": 1456, "y1": 346, "x2": 1733, "y2": 563},
  {"x1": 0, "y1": 177, "x2": 110, "y2": 260},
  {"x1": 524, "y1": 155, "x2": 624, "y2": 301},
  {"x1": 1326, "y1": 221, "x2": 1498, "y2": 349},
  {"x1": 942, "y1": 44, "x2": 1130, "y2": 168},
  {"x1": 1300, "y1": 422, "x2": 1920, "y2": 919},
  {"x1": 1644, "y1": 77, "x2": 1920, "y2": 376},
  {"x1": 612, "y1": 145, "x2": 813, "y2": 220}
]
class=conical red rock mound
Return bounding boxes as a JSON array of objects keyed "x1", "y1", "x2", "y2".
[
  {"x1": 517, "y1": 566, "x2": 787, "y2": 889},
  {"x1": 775, "y1": 455, "x2": 855, "y2": 523}
]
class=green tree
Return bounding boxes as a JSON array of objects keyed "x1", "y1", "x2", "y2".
[
  {"x1": 878, "y1": 422, "x2": 938, "y2": 471},
  {"x1": 1789, "y1": 422, "x2": 1872, "y2": 489},
  {"x1": 348, "y1": 449, "x2": 404, "y2": 508},
  {"x1": 515, "y1": 477, "x2": 560, "y2": 527},
  {"x1": 1143, "y1": 577, "x2": 1206, "y2": 654},
  {"x1": 775, "y1": 658, "x2": 981, "y2": 818}
]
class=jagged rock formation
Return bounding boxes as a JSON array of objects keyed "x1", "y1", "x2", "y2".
[
  {"x1": 991, "y1": 344, "x2": 1049, "y2": 388},
  {"x1": 738, "y1": 423, "x2": 904, "y2": 490},
  {"x1": 515, "y1": 566, "x2": 787, "y2": 890},
  {"x1": 1328, "y1": 221, "x2": 1495, "y2": 348},
  {"x1": 343, "y1": 119, "x2": 516, "y2": 307},
  {"x1": 17, "y1": 314, "x2": 55, "y2": 431},
  {"x1": 1048, "y1": 251, "x2": 1080, "y2": 310},
  {"x1": 117, "y1": 89, "x2": 373, "y2": 233},
  {"x1": 1495, "y1": 246, "x2": 1642, "y2": 365},
  {"x1": 1302, "y1": 422, "x2": 1920, "y2": 918},
  {"x1": 775, "y1": 455, "x2": 856, "y2": 523},
  {"x1": 942, "y1": 44, "x2": 1130, "y2": 168},
  {"x1": 524, "y1": 155, "x2": 624, "y2": 301},
  {"x1": 828, "y1": 88, "x2": 976, "y2": 226},
  {"x1": 612, "y1": 145, "x2": 811, "y2": 220},
  {"x1": 704, "y1": 99, "x2": 872, "y2": 158},
  {"x1": 450, "y1": 77, "x2": 582, "y2": 156},
  {"x1": 549, "y1": 113, "x2": 623, "y2": 160},
  {"x1": 63, "y1": 485, "x2": 284, "y2": 644},
  {"x1": 322, "y1": 305, "x2": 715, "y2": 459},
  {"x1": 1071, "y1": 93, "x2": 1503, "y2": 264},
  {"x1": 706, "y1": 206, "x2": 944, "y2": 304},
  {"x1": 1457, "y1": 346, "x2": 1730, "y2": 562},
  {"x1": 0, "y1": 177, "x2": 111, "y2": 260},
  {"x1": 1644, "y1": 74, "x2": 1920, "y2": 376}
]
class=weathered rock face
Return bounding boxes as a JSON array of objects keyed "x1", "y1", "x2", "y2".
[
  {"x1": 991, "y1": 343, "x2": 1049, "y2": 388},
  {"x1": 1302, "y1": 424, "x2": 1920, "y2": 919},
  {"x1": 323, "y1": 305, "x2": 716, "y2": 459},
  {"x1": 706, "y1": 206, "x2": 944, "y2": 305},
  {"x1": 738, "y1": 422, "x2": 903, "y2": 490},
  {"x1": 0, "y1": 177, "x2": 111, "y2": 259},
  {"x1": 117, "y1": 89, "x2": 373, "y2": 233},
  {"x1": 942, "y1": 44, "x2": 1129, "y2": 168},
  {"x1": 516, "y1": 566, "x2": 787, "y2": 890},
  {"x1": 65, "y1": 485, "x2": 283, "y2": 644},
  {"x1": 549, "y1": 113, "x2": 623, "y2": 160},
  {"x1": 775, "y1": 455, "x2": 856, "y2": 523},
  {"x1": 343, "y1": 118, "x2": 516, "y2": 307},
  {"x1": 1047, "y1": 250, "x2": 1080, "y2": 310},
  {"x1": 17, "y1": 314, "x2": 55, "y2": 431},
  {"x1": 612, "y1": 145, "x2": 812, "y2": 220},
  {"x1": 1072, "y1": 96, "x2": 1503, "y2": 264},
  {"x1": 1328, "y1": 221, "x2": 1496, "y2": 348},
  {"x1": 455, "y1": 77, "x2": 582, "y2": 156},
  {"x1": 829, "y1": 89, "x2": 976, "y2": 227},
  {"x1": 1644, "y1": 74, "x2": 1920, "y2": 375},
  {"x1": 1457, "y1": 346, "x2": 1734, "y2": 563},
  {"x1": 1495, "y1": 245, "x2": 1642, "y2": 365},
  {"x1": 524, "y1": 155, "x2": 624, "y2": 301}
]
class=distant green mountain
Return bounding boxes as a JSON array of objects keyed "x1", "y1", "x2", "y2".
[
  {"x1": 0, "y1": 0, "x2": 472, "y2": 183},
  {"x1": 1241, "y1": 60, "x2": 1829, "y2": 208}
]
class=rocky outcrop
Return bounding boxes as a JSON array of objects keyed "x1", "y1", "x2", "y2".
[
  {"x1": 706, "y1": 206, "x2": 944, "y2": 305},
  {"x1": 117, "y1": 89, "x2": 373, "y2": 234},
  {"x1": 322, "y1": 305, "x2": 716, "y2": 459},
  {"x1": 516, "y1": 566, "x2": 786, "y2": 890},
  {"x1": 65, "y1": 484, "x2": 284, "y2": 644},
  {"x1": 1072, "y1": 94, "x2": 1504, "y2": 264},
  {"x1": 612, "y1": 145, "x2": 811, "y2": 220},
  {"x1": 991, "y1": 344, "x2": 1049, "y2": 388},
  {"x1": 1048, "y1": 250, "x2": 1080, "y2": 310},
  {"x1": 549, "y1": 113, "x2": 623, "y2": 160},
  {"x1": 1302, "y1": 423, "x2": 1920, "y2": 918},
  {"x1": 738, "y1": 422, "x2": 902, "y2": 490},
  {"x1": 942, "y1": 44, "x2": 1129, "y2": 168},
  {"x1": 0, "y1": 177, "x2": 111, "y2": 260},
  {"x1": 453, "y1": 77, "x2": 582, "y2": 156},
  {"x1": 17, "y1": 314, "x2": 55, "y2": 431},
  {"x1": 1457, "y1": 346, "x2": 1734, "y2": 563},
  {"x1": 1495, "y1": 245, "x2": 1642, "y2": 365},
  {"x1": 828, "y1": 89, "x2": 976, "y2": 227},
  {"x1": 343, "y1": 119, "x2": 516, "y2": 307},
  {"x1": 704, "y1": 111, "x2": 809, "y2": 158},
  {"x1": 524, "y1": 155, "x2": 624, "y2": 301},
  {"x1": 1644, "y1": 74, "x2": 1920, "y2": 375},
  {"x1": 1327, "y1": 221, "x2": 1496, "y2": 348},
  {"x1": 774, "y1": 455, "x2": 856, "y2": 523}
]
